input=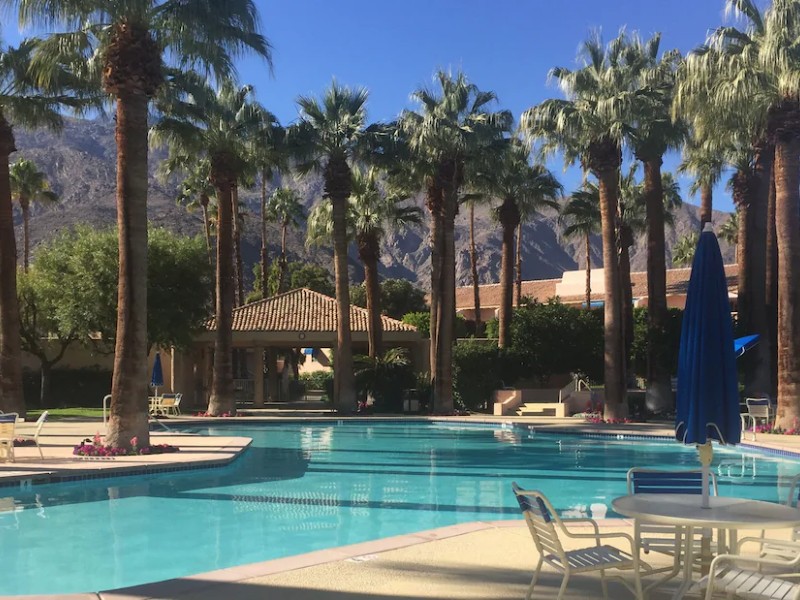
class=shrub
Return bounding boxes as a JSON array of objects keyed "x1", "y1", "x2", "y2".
[
  {"x1": 354, "y1": 349, "x2": 416, "y2": 413},
  {"x1": 509, "y1": 301, "x2": 603, "y2": 385},
  {"x1": 452, "y1": 340, "x2": 524, "y2": 411},
  {"x1": 631, "y1": 308, "x2": 684, "y2": 380},
  {"x1": 24, "y1": 368, "x2": 113, "y2": 408},
  {"x1": 300, "y1": 371, "x2": 333, "y2": 391},
  {"x1": 402, "y1": 312, "x2": 430, "y2": 337}
]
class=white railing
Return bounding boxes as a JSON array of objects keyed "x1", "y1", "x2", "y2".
[
  {"x1": 577, "y1": 379, "x2": 591, "y2": 392},
  {"x1": 558, "y1": 378, "x2": 592, "y2": 402},
  {"x1": 234, "y1": 379, "x2": 254, "y2": 401}
]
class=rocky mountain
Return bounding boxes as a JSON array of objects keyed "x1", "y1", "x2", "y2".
[{"x1": 12, "y1": 118, "x2": 735, "y2": 292}]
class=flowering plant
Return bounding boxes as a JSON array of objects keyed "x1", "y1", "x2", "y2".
[
  {"x1": 73, "y1": 434, "x2": 180, "y2": 457},
  {"x1": 585, "y1": 416, "x2": 634, "y2": 424},
  {"x1": 194, "y1": 411, "x2": 235, "y2": 417}
]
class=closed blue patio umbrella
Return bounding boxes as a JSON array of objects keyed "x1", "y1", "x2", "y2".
[
  {"x1": 675, "y1": 224, "x2": 740, "y2": 508},
  {"x1": 151, "y1": 352, "x2": 164, "y2": 396}
]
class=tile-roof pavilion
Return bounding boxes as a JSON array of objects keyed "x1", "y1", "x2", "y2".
[{"x1": 199, "y1": 288, "x2": 420, "y2": 346}]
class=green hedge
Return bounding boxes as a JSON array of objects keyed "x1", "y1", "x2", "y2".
[{"x1": 23, "y1": 368, "x2": 112, "y2": 409}]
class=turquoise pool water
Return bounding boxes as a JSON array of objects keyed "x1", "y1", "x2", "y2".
[{"x1": 2, "y1": 421, "x2": 799, "y2": 595}]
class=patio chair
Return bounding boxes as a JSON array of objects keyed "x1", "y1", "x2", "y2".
[
  {"x1": 16, "y1": 411, "x2": 48, "y2": 459},
  {"x1": 694, "y1": 538, "x2": 800, "y2": 599},
  {"x1": 159, "y1": 393, "x2": 182, "y2": 416},
  {"x1": 0, "y1": 414, "x2": 18, "y2": 463},
  {"x1": 752, "y1": 474, "x2": 800, "y2": 563},
  {"x1": 627, "y1": 468, "x2": 719, "y2": 579},
  {"x1": 742, "y1": 398, "x2": 774, "y2": 441},
  {"x1": 512, "y1": 482, "x2": 644, "y2": 600}
]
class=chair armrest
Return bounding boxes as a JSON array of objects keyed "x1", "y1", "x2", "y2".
[
  {"x1": 737, "y1": 537, "x2": 800, "y2": 553},
  {"x1": 714, "y1": 552, "x2": 800, "y2": 570},
  {"x1": 561, "y1": 528, "x2": 637, "y2": 550},
  {"x1": 562, "y1": 518, "x2": 600, "y2": 535}
]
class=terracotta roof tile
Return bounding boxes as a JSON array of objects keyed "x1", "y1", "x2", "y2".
[{"x1": 206, "y1": 288, "x2": 417, "y2": 333}]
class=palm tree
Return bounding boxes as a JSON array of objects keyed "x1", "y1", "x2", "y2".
[
  {"x1": 289, "y1": 81, "x2": 371, "y2": 413},
  {"x1": 253, "y1": 113, "x2": 286, "y2": 296},
  {"x1": 472, "y1": 138, "x2": 561, "y2": 347},
  {"x1": 719, "y1": 211, "x2": 739, "y2": 260},
  {"x1": 307, "y1": 169, "x2": 422, "y2": 358},
  {"x1": 10, "y1": 158, "x2": 57, "y2": 271},
  {"x1": 168, "y1": 158, "x2": 215, "y2": 267},
  {"x1": 625, "y1": 32, "x2": 687, "y2": 414},
  {"x1": 560, "y1": 184, "x2": 602, "y2": 311},
  {"x1": 677, "y1": 140, "x2": 725, "y2": 228},
  {"x1": 266, "y1": 188, "x2": 306, "y2": 294},
  {"x1": 522, "y1": 31, "x2": 636, "y2": 419},
  {"x1": 672, "y1": 233, "x2": 698, "y2": 267},
  {"x1": 461, "y1": 194, "x2": 486, "y2": 336},
  {"x1": 397, "y1": 70, "x2": 511, "y2": 413},
  {"x1": 0, "y1": 40, "x2": 77, "y2": 417},
  {"x1": 152, "y1": 78, "x2": 267, "y2": 417},
  {"x1": 10, "y1": 0, "x2": 271, "y2": 446}
]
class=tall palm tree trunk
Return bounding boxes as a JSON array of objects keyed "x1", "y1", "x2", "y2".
[
  {"x1": 426, "y1": 180, "x2": 442, "y2": 403},
  {"x1": 278, "y1": 221, "x2": 288, "y2": 294},
  {"x1": 0, "y1": 114, "x2": 24, "y2": 416},
  {"x1": 260, "y1": 173, "x2": 269, "y2": 297},
  {"x1": 468, "y1": 202, "x2": 482, "y2": 336},
  {"x1": 498, "y1": 198, "x2": 519, "y2": 348},
  {"x1": 20, "y1": 197, "x2": 30, "y2": 272},
  {"x1": 515, "y1": 223, "x2": 523, "y2": 306},
  {"x1": 734, "y1": 170, "x2": 752, "y2": 342},
  {"x1": 585, "y1": 231, "x2": 592, "y2": 311},
  {"x1": 766, "y1": 167, "x2": 778, "y2": 400},
  {"x1": 358, "y1": 233, "x2": 383, "y2": 358},
  {"x1": 200, "y1": 195, "x2": 213, "y2": 268},
  {"x1": 208, "y1": 167, "x2": 236, "y2": 416},
  {"x1": 746, "y1": 144, "x2": 773, "y2": 396},
  {"x1": 232, "y1": 184, "x2": 244, "y2": 306},
  {"x1": 700, "y1": 184, "x2": 713, "y2": 228},
  {"x1": 435, "y1": 187, "x2": 457, "y2": 413},
  {"x1": 643, "y1": 159, "x2": 671, "y2": 413},
  {"x1": 774, "y1": 134, "x2": 800, "y2": 428},
  {"x1": 592, "y1": 144, "x2": 627, "y2": 419},
  {"x1": 619, "y1": 227, "x2": 634, "y2": 384},
  {"x1": 327, "y1": 156, "x2": 355, "y2": 412},
  {"x1": 107, "y1": 93, "x2": 149, "y2": 447}
]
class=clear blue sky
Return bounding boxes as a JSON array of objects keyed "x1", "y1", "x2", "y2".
[
  {"x1": 10, "y1": 0, "x2": 744, "y2": 212},
  {"x1": 247, "y1": 0, "x2": 741, "y2": 212}
]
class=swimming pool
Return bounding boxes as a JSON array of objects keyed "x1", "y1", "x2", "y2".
[{"x1": 2, "y1": 421, "x2": 799, "y2": 595}]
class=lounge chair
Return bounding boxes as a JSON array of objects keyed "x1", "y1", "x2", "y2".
[
  {"x1": 627, "y1": 468, "x2": 719, "y2": 581},
  {"x1": 16, "y1": 411, "x2": 48, "y2": 459},
  {"x1": 512, "y1": 482, "x2": 644, "y2": 600},
  {"x1": 159, "y1": 393, "x2": 182, "y2": 416},
  {"x1": 742, "y1": 397, "x2": 774, "y2": 441},
  {"x1": 694, "y1": 538, "x2": 800, "y2": 599},
  {"x1": 0, "y1": 414, "x2": 18, "y2": 462}
]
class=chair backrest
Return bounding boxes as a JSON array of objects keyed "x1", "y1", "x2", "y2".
[
  {"x1": 33, "y1": 411, "x2": 48, "y2": 437},
  {"x1": 746, "y1": 398, "x2": 772, "y2": 418},
  {"x1": 0, "y1": 414, "x2": 18, "y2": 439},
  {"x1": 160, "y1": 397, "x2": 176, "y2": 408},
  {"x1": 783, "y1": 474, "x2": 800, "y2": 508},
  {"x1": 512, "y1": 483, "x2": 566, "y2": 562},
  {"x1": 627, "y1": 468, "x2": 718, "y2": 496},
  {"x1": 173, "y1": 393, "x2": 182, "y2": 406}
]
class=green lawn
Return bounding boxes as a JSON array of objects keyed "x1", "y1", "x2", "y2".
[{"x1": 28, "y1": 408, "x2": 105, "y2": 420}]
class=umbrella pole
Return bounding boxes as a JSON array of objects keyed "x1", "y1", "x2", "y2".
[{"x1": 698, "y1": 442, "x2": 713, "y2": 509}]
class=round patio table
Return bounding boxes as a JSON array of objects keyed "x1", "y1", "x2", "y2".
[{"x1": 612, "y1": 494, "x2": 800, "y2": 600}]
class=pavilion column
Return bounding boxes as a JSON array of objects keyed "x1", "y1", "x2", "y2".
[
  {"x1": 253, "y1": 347, "x2": 265, "y2": 408},
  {"x1": 267, "y1": 347, "x2": 279, "y2": 403}
]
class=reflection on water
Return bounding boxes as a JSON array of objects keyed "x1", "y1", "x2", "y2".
[{"x1": 1, "y1": 422, "x2": 799, "y2": 595}]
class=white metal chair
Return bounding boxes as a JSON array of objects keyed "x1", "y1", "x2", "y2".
[
  {"x1": 16, "y1": 411, "x2": 48, "y2": 459},
  {"x1": 753, "y1": 474, "x2": 800, "y2": 563},
  {"x1": 742, "y1": 398, "x2": 774, "y2": 441},
  {"x1": 159, "y1": 393, "x2": 182, "y2": 416},
  {"x1": 694, "y1": 538, "x2": 800, "y2": 599},
  {"x1": 512, "y1": 483, "x2": 645, "y2": 600},
  {"x1": 627, "y1": 468, "x2": 719, "y2": 579},
  {"x1": 0, "y1": 414, "x2": 18, "y2": 462}
]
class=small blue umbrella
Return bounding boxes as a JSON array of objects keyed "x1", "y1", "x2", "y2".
[
  {"x1": 151, "y1": 352, "x2": 164, "y2": 396},
  {"x1": 734, "y1": 334, "x2": 760, "y2": 358},
  {"x1": 675, "y1": 224, "x2": 740, "y2": 508}
]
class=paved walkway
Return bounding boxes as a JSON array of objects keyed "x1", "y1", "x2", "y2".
[
  {"x1": 96, "y1": 521, "x2": 788, "y2": 600},
  {"x1": 0, "y1": 420, "x2": 249, "y2": 483}
]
